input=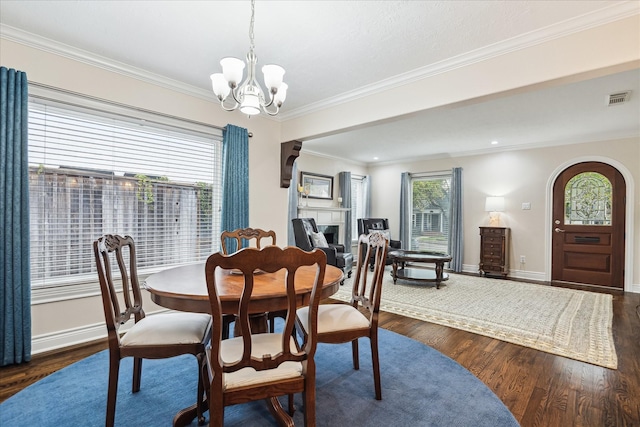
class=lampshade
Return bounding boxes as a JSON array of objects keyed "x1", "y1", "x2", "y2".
[
  {"x1": 220, "y1": 57, "x2": 245, "y2": 86},
  {"x1": 485, "y1": 196, "x2": 505, "y2": 212},
  {"x1": 210, "y1": 73, "x2": 230, "y2": 99},
  {"x1": 262, "y1": 64, "x2": 285, "y2": 90}
]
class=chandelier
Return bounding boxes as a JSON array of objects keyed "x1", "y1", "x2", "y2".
[{"x1": 210, "y1": 0, "x2": 287, "y2": 116}]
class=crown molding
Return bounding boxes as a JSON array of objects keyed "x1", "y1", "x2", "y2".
[
  {"x1": 1, "y1": 24, "x2": 216, "y2": 102},
  {"x1": 2, "y1": 1, "x2": 637, "y2": 123},
  {"x1": 279, "y1": 2, "x2": 640, "y2": 120}
]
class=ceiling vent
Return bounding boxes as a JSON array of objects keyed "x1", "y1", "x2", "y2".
[{"x1": 607, "y1": 91, "x2": 631, "y2": 106}]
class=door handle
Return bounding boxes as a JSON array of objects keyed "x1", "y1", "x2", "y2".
[{"x1": 554, "y1": 227, "x2": 565, "y2": 233}]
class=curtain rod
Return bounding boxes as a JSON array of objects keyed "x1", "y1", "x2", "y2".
[
  {"x1": 411, "y1": 170, "x2": 452, "y2": 177},
  {"x1": 28, "y1": 81, "x2": 226, "y2": 132}
]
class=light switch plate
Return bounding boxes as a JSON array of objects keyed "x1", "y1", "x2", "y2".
[{"x1": 522, "y1": 202, "x2": 531, "y2": 210}]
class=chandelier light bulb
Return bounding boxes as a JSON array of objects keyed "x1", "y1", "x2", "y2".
[
  {"x1": 210, "y1": 73, "x2": 230, "y2": 99},
  {"x1": 220, "y1": 57, "x2": 245, "y2": 87},
  {"x1": 262, "y1": 64, "x2": 285, "y2": 91},
  {"x1": 273, "y1": 82, "x2": 288, "y2": 106}
]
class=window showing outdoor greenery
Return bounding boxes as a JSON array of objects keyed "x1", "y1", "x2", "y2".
[
  {"x1": 28, "y1": 97, "x2": 223, "y2": 290},
  {"x1": 410, "y1": 174, "x2": 451, "y2": 252},
  {"x1": 564, "y1": 172, "x2": 612, "y2": 225}
]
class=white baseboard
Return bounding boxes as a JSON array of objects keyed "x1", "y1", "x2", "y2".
[
  {"x1": 32, "y1": 322, "x2": 109, "y2": 355},
  {"x1": 461, "y1": 263, "x2": 640, "y2": 293},
  {"x1": 31, "y1": 310, "x2": 167, "y2": 355},
  {"x1": 460, "y1": 264, "x2": 545, "y2": 282}
]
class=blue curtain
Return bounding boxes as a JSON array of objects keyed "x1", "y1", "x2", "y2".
[
  {"x1": 287, "y1": 162, "x2": 299, "y2": 246},
  {"x1": 399, "y1": 172, "x2": 411, "y2": 250},
  {"x1": 220, "y1": 124, "x2": 249, "y2": 253},
  {"x1": 448, "y1": 167, "x2": 464, "y2": 272},
  {"x1": 338, "y1": 171, "x2": 352, "y2": 253},
  {"x1": 1, "y1": 67, "x2": 31, "y2": 366}
]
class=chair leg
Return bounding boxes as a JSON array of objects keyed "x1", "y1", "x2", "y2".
[
  {"x1": 303, "y1": 378, "x2": 316, "y2": 427},
  {"x1": 106, "y1": 353, "x2": 120, "y2": 427},
  {"x1": 351, "y1": 339, "x2": 360, "y2": 370},
  {"x1": 269, "y1": 314, "x2": 276, "y2": 333},
  {"x1": 132, "y1": 356, "x2": 143, "y2": 393},
  {"x1": 196, "y1": 353, "x2": 206, "y2": 425},
  {"x1": 288, "y1": 393, "x2": 295, "y2": 416},
  {"x1": 370, "y1": 334, "x2": 382, "y2": 400}
]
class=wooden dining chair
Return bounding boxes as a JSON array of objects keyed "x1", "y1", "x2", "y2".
[
  {"x1": 296, "y1": 231, "x2": 389, "y2": 400},
  {"x1": 220, "y1": 227, "x2": 283, "y2": 333},
  {"x1": 220, "y1": 227, "x2": 277, "y2": 254},
  {"x1": 203, "y1": 246, "x2": 327, "y2": 427},
  {"x1": 93, "y1": 234, "x2": 212, "y2": 427}
]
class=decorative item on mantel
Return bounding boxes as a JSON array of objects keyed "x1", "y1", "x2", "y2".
[
  {"x1": 209, "y1": 0, "x2": 288, "y2": 116},
  {"x1": 485, "y1": 196, "x2": 505, "y2": 226},
  {"x1": 298, "y1": 184, "x2": 310, "y2": 207}
]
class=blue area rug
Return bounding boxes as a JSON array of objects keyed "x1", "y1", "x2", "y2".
[{"x1": 0, "y1": 329, "x2": 519, "y2": 426}]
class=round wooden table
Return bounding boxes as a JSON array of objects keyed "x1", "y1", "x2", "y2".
[{"x1": 143, "y1": 262, "x2": 344, "y2": 315}]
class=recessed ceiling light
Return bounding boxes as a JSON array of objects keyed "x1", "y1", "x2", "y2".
[
  {"x1": 373, "y1": 156, "x2": 379, "y2": 160},
  {"x1": 491, "y1": 141, "x2": 499, "y2": 145}
]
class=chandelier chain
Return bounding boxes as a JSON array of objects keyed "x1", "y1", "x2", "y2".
[{"x1": 249, "y1": 0, "x2": 255, "y2": 53}]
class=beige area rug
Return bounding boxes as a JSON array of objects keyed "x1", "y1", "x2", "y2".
[{"x1": 332, "y1": 269, "x2": 618, "y2": 369}]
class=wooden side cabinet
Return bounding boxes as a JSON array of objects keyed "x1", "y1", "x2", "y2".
[{"x1": 479, "y1": 227, "x2": 510, "y2": 278}]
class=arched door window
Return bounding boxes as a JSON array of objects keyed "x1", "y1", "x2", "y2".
[{"x1": 564, "y1": 172, "x2": 612, "y2": 225}]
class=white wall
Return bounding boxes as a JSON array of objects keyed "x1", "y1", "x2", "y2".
[{"x1": 366, "y1": 138, "x2": 638, "y2": 289}]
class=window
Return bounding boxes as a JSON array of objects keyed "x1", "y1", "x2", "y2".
[
  {"x1": 410, "y1": 173, "x2": 451, "y2": 252},
  {"x1": 350, "y1": 176, "x2": 366, "y2": 241},
  {"x1": 28, "y1": 91, "x2": 223, "y2": 301},
  {"x1": 564, "y1": 172, "x2": 612, "y2": 225}
]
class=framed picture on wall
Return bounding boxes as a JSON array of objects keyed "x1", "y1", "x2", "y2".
[{"x1": 300, "y1": 171, "x2": 333, "y2": 200}]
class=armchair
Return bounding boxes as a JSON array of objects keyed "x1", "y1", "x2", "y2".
[
  {"x1": 292, "y1": 218, "x2": 353, "y2": 278},
  {"x1": 357, "y1": 218, "x2": 402, "y2": 270}
]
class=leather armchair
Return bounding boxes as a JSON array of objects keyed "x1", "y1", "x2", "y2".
[
  {"x1": 357, "y1": 218, "x2": 402, "y2": 270},
  {"x1": 292, "y1": 218, "x2": 353, "y2": 278}
]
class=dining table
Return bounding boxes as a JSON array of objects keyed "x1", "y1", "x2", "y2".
[{"x1": 142, "y1": 261, "x2": 344, "y2": 427}]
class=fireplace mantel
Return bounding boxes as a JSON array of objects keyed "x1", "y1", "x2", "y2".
[{"x1": 297, "y1": 206, "x2": 350, "y2": 245}]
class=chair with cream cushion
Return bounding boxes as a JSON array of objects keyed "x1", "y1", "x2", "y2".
[
  {"x1": 93, "y1": 234, "x2": 212, "y2": 427},
  {"x1": 203, "y1": 246, "x2": 326, "y2": 427},
  {"x1": 296, "y1": 231, "x2": 389, "y2": 400}
]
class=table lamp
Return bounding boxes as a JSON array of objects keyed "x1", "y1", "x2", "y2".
[{"x1": 485, "y1": 196, "x2": 505, "y2": 226}]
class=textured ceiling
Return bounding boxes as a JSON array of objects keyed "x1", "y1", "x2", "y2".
[{"x1": 1, "y1": 1, "x2": 638, "y2": 163}]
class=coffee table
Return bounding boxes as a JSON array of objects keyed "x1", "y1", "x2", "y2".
[{"x1": 388, "y1": 250, "x2": 452, "y2": 288}]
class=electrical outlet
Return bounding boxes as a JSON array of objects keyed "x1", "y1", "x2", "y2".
[{"x1": 520, "y1": 255, "x2": 526, "y2": 263}]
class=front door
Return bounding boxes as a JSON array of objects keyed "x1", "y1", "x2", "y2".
[{"x1": 551, "y1": 162, "x2": 625, "y2": 289}]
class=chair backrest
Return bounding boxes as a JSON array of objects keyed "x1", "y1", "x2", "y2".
[
  {"x1": 357, "y1": 218, "x2": 390, "y2": 236},
  {"x1": 291, "y1": 218, "x2": 320, "y2": 251},
  {"x1": 93, "y1": 234, "x2": 144, "y2": 343},
  {"x1": 205, "y1": 245, "x2": 327, "y2": 374},
  {"x1": 351, "y1": 231, "x2": 389, "y2": 321},
  {"x1": 220, "y1": 227, "x2": 276, "y2": 255}
]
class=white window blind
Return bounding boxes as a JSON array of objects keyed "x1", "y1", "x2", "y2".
[{"x1": 28, "y1": 96, "x2": 223, "y2": 292}]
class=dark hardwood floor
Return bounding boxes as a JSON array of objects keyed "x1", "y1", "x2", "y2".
[{"x1": 1, "y1": 285, "x2": 639, "y2": 427}]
